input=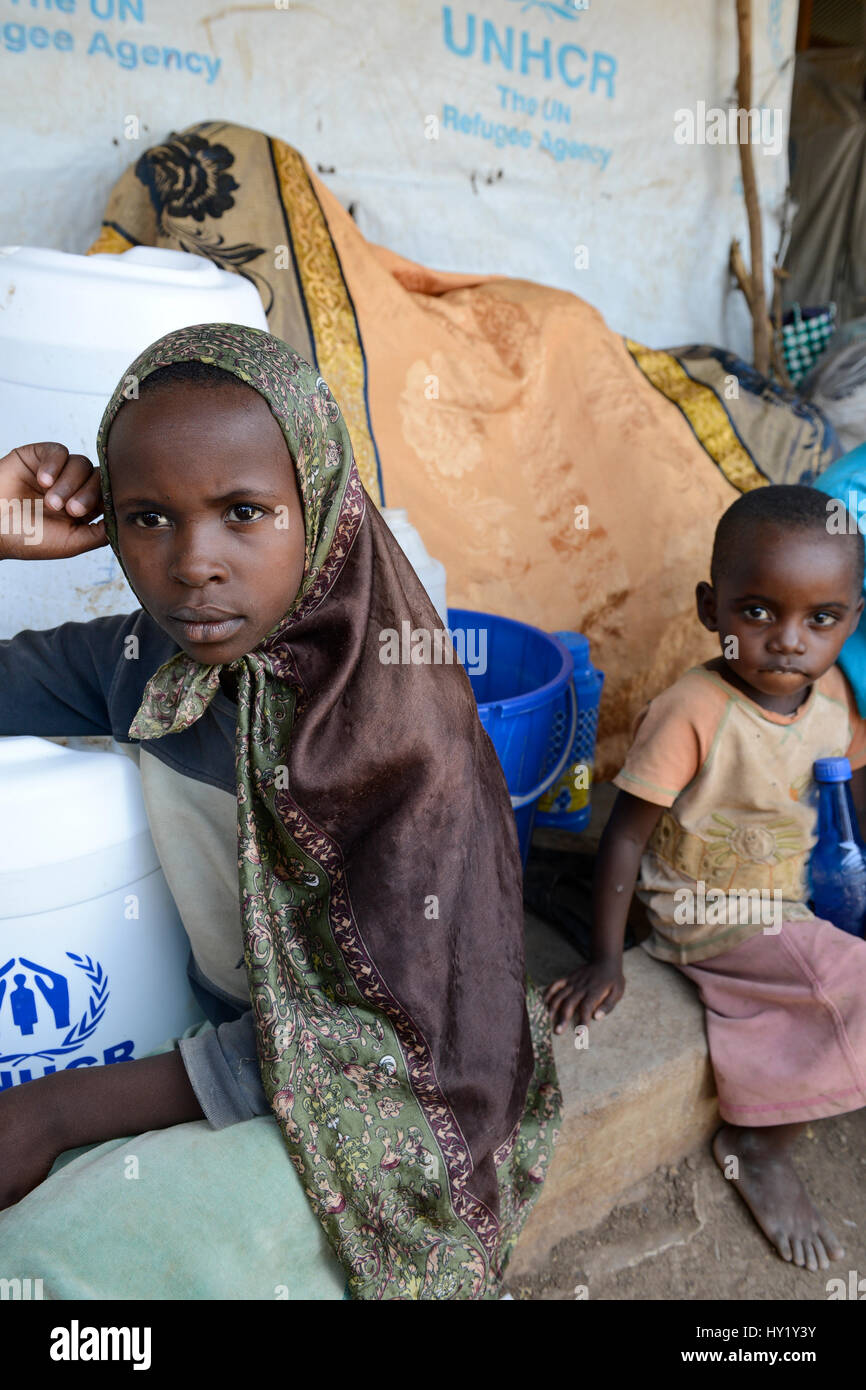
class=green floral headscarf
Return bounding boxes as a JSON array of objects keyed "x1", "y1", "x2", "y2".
[{"x1": 96, "y1": 323, "x2": 561, "y2": 1301}]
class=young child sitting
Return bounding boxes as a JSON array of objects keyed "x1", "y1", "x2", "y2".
[{"x1": 546, "y1": 484, "x2": 866, "y2": 1273}]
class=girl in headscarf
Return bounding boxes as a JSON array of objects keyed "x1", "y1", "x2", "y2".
[{"x1": 0, "y1": 323, "x2": 560, "y2": 1300}]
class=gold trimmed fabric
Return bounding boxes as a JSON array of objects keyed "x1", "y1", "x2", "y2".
[
  {"x1": 269, "y1": 141, "x2": 381, "y2": 502},
  {"x1": 87, "y1": 222, "x2": 136, "y2": 255},
  {"x1": 625, "y1": 339, "x2": 768, "y2": 494}
]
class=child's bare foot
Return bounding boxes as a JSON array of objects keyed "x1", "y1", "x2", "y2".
[{"x1": 712, "y1": 1123, "x2": 845, "y2": 1271}]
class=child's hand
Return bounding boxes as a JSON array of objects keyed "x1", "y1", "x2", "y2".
[
  {"x1": 0, "y1": 442, "x2": 108, "y2": 561},
  {"x1": 0, "y1": 1080, "x2": 65, "y2": 1212},
  {"x1": 544, "y1": 959, "x2": 625, "y2": 1034}
]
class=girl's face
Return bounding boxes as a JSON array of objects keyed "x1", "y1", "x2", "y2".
[{"x1": 106, "y1": 380, "x2": 307, "y2": 664}]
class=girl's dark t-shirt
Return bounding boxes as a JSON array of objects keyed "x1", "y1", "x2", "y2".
[{"x1": 0, "y1": 607, "x2": 270, "y2": 1129}]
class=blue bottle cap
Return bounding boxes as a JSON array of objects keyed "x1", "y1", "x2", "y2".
[{"x1": 814, "y1": 757, "x2": 852, "y2": 781}]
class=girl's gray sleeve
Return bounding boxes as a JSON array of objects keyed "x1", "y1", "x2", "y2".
[
  {"x1": 178, "y1": 1013, "x2": 272, "y2": 1129},
  {"x1": 0, "y1": 615, "x2": 129, "y2": 736}
]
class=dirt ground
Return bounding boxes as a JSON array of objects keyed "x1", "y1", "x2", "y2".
[{"x1": 504, "y1": 1107, "x2": 866, "y2": 1301}]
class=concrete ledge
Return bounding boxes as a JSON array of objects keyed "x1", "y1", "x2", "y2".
[{"x1": 512, "y1": 910, "x2": 719, "y2": 1276}]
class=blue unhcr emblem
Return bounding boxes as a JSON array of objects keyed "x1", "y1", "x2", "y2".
[{"x1": 0, "y1": 953, "x2": 109, "y2": 1066}]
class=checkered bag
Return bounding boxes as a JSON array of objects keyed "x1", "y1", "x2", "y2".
[{"x1": 782, "y1": 302, "x2": 837, "y2": 385}]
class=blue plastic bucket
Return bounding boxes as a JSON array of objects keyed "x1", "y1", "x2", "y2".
[
  {"x1": 535, "y1": 632, "x2": 605, "y2": 834},
  {"x1": 447, "y1": 609, "x2": 576, "y2": 868}
]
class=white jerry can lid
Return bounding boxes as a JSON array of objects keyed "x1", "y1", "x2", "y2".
[
  {"x1": 0, "y1": 244, "x2": 269, "y2": 393},
  {"x1": 0, "y1": 737, "x2": 160, "y2": 917}
]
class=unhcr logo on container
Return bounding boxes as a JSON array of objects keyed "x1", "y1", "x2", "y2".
[{"x1": 0, "y1": 952, "x2": 132, "y2": 1091}]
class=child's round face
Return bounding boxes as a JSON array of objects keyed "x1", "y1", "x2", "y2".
[
  {"x1": 698, "y1": 525, "x2": 864, "y2": 699},
  {"x1": 106, "y1": 381, "x2": 307, "y2": 664}
]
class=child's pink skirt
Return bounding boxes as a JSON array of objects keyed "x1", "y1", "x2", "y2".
[{"x1": 675, "y1": 918, "x2": 866, "y2": 1126}]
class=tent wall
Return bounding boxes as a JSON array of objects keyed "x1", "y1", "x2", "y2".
[{"x1": 1, "y1": 0, "x2": 798, "y2": 354}]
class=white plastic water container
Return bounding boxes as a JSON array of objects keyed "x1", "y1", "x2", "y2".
[
  {"x1": 0, "y1": 245, "x2": 269, "y2": 639},
  {"x1": 0, "y1": 737, "x2": 204, "y2": 1091},
  {"x1": 380, "y1": 508, "x2": 448, "y2": 626}
]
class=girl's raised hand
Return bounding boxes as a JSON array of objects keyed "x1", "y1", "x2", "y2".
[{"x1": 0, "y1": 442, "x2": 108, "y2": 561}]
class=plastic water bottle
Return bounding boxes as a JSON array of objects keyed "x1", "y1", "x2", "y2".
[{"x1": 809, "y1": 757, "x2": 866, "y2": 937}]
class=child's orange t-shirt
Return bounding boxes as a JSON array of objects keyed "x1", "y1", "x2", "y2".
[{"x1": 611, "y1": 662, "x2": 866, "y2": 964}]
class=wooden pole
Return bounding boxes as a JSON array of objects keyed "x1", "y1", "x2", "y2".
[
  {"x1": 734, "y1": 0, "x2": 771, "y2": 376},
  {"x1": 771, "y1": 265, "x2": 793, "y2": 389}
]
